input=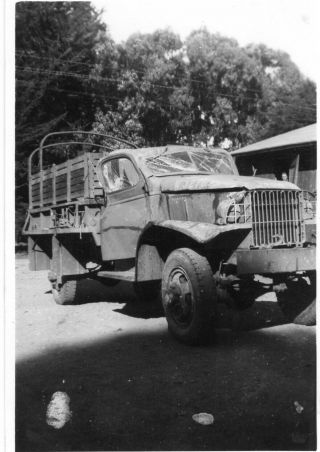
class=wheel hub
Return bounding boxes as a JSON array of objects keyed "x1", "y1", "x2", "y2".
[{"x1": 165, "y1": 268, "x2": 194, "y2": 327}]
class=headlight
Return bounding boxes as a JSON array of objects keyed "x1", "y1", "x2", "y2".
[
  {"x1": 216, "y1": 191, "x2": 249, "y2": 224},
  {"x1": 227, "y1": 203, "x2": 242, "y2": 223}
]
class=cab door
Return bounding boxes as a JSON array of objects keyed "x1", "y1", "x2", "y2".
[{"x1": 99, "y1": 156, "x2": 148, "y2": 261}]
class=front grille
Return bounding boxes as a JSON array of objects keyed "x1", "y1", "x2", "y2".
[{"x1": 251, "y1": 190, "x2": 305, "y2": 248}]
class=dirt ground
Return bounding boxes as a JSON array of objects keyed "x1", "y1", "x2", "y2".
[{"x1": 15, "y1": 256, "x2": 316, "y2": 451}]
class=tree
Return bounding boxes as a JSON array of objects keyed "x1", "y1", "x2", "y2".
[
  {"x1": 243, "y1": 44, "x2": 316, "y2": 142},
  {"x1": 185, "y1": 29, "x2": 267, "y2": 148},
  {"x1": 15, "y1": 1, "x2": 116, "y2": 240},
  {"x1": 16, "y1": 2, "x2": 110, "y2": 147},
  {"x1": 95, "y1": 29, "x2": 194, "y2": 145},
  {"x1": 97, "y1": 28, "x2": 268, "y2": 148}
]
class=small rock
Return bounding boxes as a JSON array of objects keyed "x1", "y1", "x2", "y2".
[
  {"x1": 294, "y1": 401, "x2": 304, "y2": 414},
  {"x1": 192, "y1": 413, "x2": 214, "y2": 425},
  {"x1": 46, "y1": 391, "x2": 72, "y2": 429}
]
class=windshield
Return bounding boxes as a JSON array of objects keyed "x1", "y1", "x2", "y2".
[{"x1": 144, "y1": 148, "x2": 235, "y2": 176}]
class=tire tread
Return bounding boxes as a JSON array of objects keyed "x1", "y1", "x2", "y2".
[{"x1": 53, "y1": 280, "x2": 78, "y2": 305}]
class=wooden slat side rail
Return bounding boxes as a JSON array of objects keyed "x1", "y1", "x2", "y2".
[
  {"x1": 29, "y1": 151, "x2": 105, "y2": 208},
  {"x1": 67, "y1": 159, "x2": 71, "y2": 202},
  {"x1": 87, "y1": 153, "x2": 93, "y2": 199},
  {"x1": 84, "y1": 153, "x2": 90, "y2": 199},
  {"x1": 29, "y1": 156, "x2": 33, "y2": 209},
  {"x1": 40, "y1": 170, "x2": 43, "y2": 208},
  {"x1": 52, "y1": 164, "x2": 56, "y2": 205}
]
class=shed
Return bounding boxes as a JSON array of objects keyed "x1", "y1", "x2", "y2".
[{"x1": 232, "y1": 124, "x2": 317, "y2": 193}]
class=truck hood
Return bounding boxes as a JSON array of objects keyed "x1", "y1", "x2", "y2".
[{"x1": 158, "y1": 174, "x2": 299, "y2": 192}]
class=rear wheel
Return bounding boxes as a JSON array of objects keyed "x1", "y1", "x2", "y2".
[
  {"x1": 161, "y1": 248, "x2": 216, "y2": 345},
  {"x1": 52, "y1": 279, "x2": 78, "y2": 305}
]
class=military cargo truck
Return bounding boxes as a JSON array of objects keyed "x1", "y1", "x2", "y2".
[{"x1": 23, "y1": 131, "x2": 316, "y2": 344}]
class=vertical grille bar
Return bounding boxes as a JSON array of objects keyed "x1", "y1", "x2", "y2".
[
  {"x1": 292, "y1": 191, "x2": 297, "y2": 242},
  {"x1": 296, "y1": 192, "x2": 301, "y2": 242},
  {"x1": 276, "y1": 190, "x2": 280, "y2": 240},
  {"x1": 260, "y1": 191, "x2": 266, "y2": 245},
  {"x1": 270, "y1": 190, "x2": 275, "y2": 243},
  {"x1": 268, "y1": 191, "x2": 272, "y2": 243},
  {"x1": 280, "y1": 191, "x2": 284, "y2": 242},
  {"x1": 288, "y1": 191, "x2": 293, "y2": 243},
  {"x1": 283, "y1": 191, "x2": 288, "y2": 243},
  {"x1": 289, "y1": 192, "x2": 292, "y2": 241}
]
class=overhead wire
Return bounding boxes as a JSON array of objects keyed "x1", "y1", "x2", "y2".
[{"x1": 16, "y1": 65, "x2": 317, "y2": 113}]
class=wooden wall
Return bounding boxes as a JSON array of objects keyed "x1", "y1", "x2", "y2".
[{"x1": 235, "y1": 144, "x2": 316, "y2": 192}]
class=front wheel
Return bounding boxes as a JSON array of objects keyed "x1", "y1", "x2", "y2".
[{"x1": 161, "y1": 248, "x2": 216, "y2": 345}]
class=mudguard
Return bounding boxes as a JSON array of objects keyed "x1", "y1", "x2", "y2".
[
  {"x1": 136, "y1": 220, "x2": 252, "y2": 282},
  {"x1": 153, "y1": 220, "x2": 252, "y2": 244}
]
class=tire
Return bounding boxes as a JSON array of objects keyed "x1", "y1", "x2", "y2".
[
  {"x1": 161, "y1": 248, "x2": 216, "y2": 345},
  {"x1": 276, "y1": 272, "x2": 316, "y2": 326},
  {"x1": 52, "y1": 280, "x2": 78, "y2": 305}
]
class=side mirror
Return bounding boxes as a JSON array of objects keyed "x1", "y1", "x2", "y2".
[{"x1": 94, "y1": 187, "x2": 106, "y2": 206}]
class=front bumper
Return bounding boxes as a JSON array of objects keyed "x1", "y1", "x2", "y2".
[{"x1": 236, "y1": 247, "x2": 316, "y2": 275}]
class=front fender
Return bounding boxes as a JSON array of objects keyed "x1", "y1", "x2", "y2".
[
  {"x1": 136, "y1": 220, "x2": 252, "y2": 282},
  {"x1": 153, "y1": 220, "x2": 251, "y2": 244}
]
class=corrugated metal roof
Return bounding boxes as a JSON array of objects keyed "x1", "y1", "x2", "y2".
[{"x1": 232, "y1": 123, "x2": 317, "y2": 156}]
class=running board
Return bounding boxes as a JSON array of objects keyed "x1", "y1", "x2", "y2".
[{"x1": 97, "y1": 269, "x2": 135, "y2": 282}]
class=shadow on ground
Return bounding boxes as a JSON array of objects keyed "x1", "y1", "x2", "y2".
[
  {"x1": 46, "y1": 276, "x2": 308, "y2": 328},
  {"x1": 16, "y1": 324, "x2": 316, "y2": 451}
]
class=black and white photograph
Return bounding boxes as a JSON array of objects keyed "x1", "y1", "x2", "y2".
[{"x1": 7, "y1": 0, "x2": 318, "y2": 450}]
